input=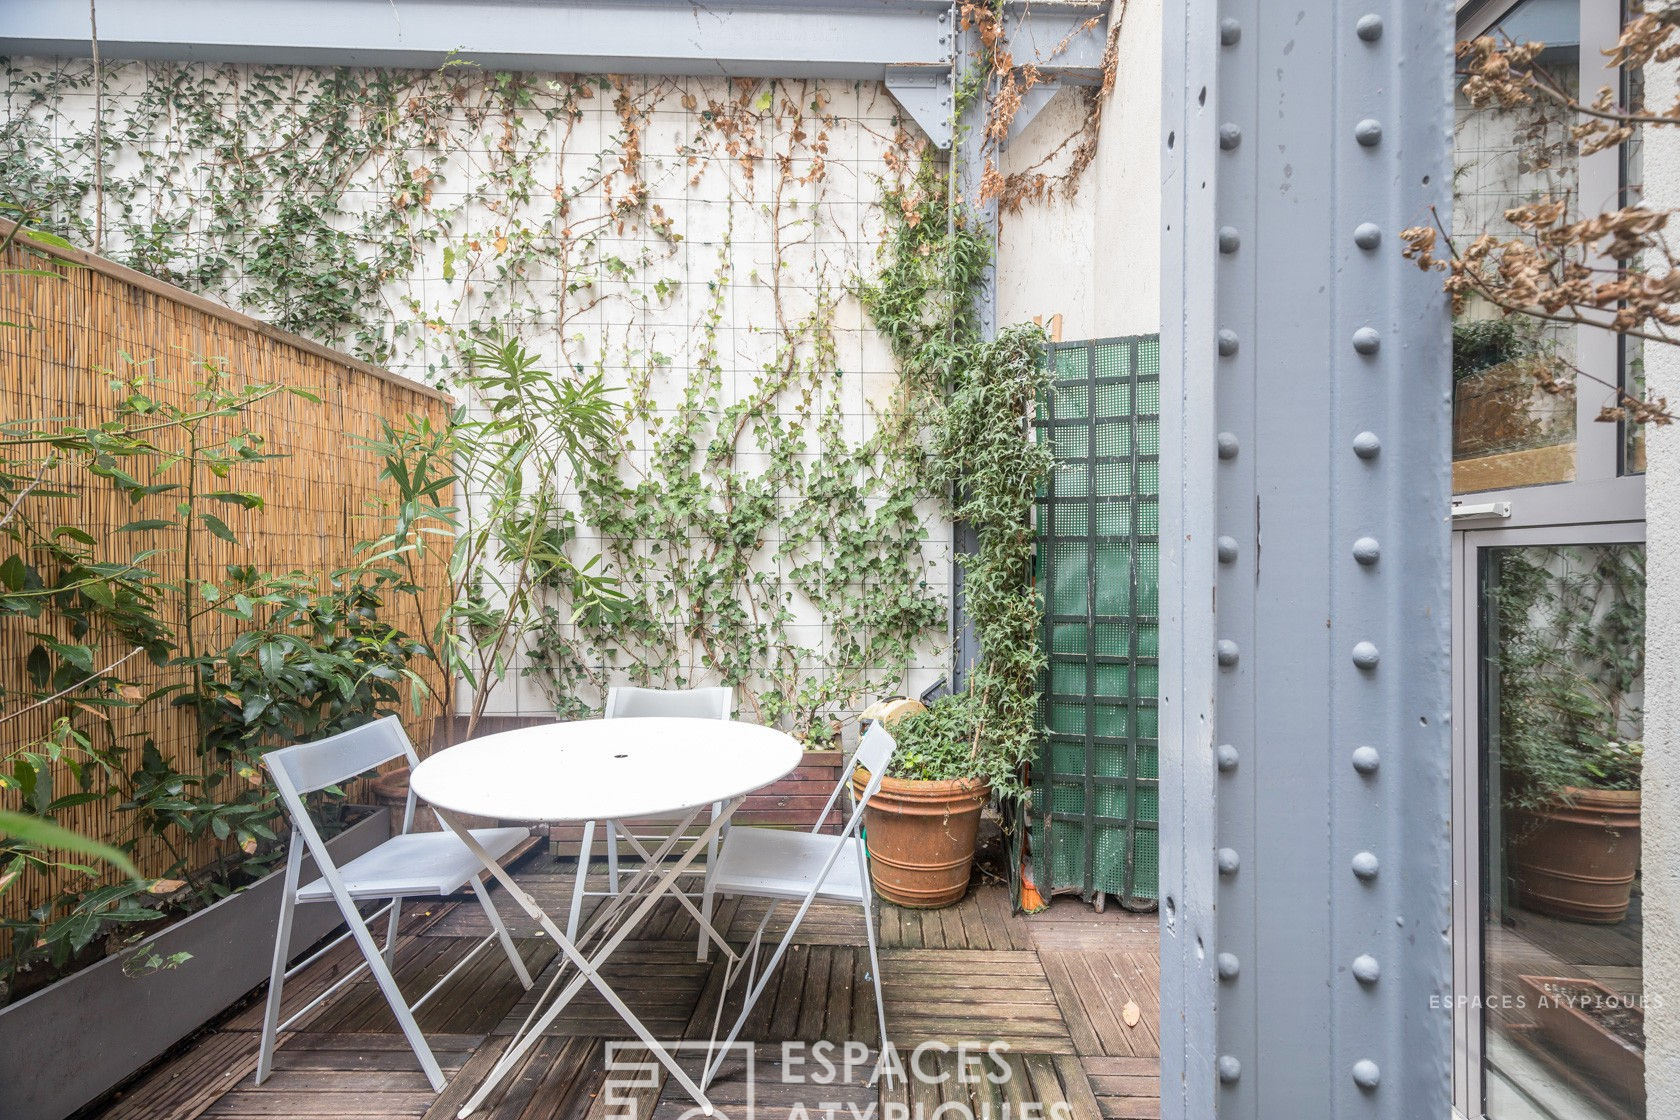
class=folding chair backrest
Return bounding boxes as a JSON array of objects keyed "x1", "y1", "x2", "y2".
[
  {"x1": 814, "y1": 721, "x2": 898, "y2": 835},
  {"x1": 263, "y1": 715, "x2": 421, "y2": 835},
  {"x1": 604, "y1": 685, "x2": 733, "y2": 721}
]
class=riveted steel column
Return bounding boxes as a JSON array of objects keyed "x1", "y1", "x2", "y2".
[{"x1": 1159, "y1": 1, "x2": 1453, "y2": 1116}]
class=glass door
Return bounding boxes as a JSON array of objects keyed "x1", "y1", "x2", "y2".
[{"x1": 1454, "y1": 525, "x2": 1647, "y2": 1119}]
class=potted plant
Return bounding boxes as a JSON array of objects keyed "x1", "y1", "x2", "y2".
[
  {"x1": 1495, "y1": 547, "x2": 1645, "y2": 924},
  {"x1": 851, "y1": 692, "x2": 993, "y2": 908}
]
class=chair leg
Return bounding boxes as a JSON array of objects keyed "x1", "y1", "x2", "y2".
[
  {"x1": 255, "y1": 840, "x2": 305, "y2": 1085},
  {"x1": 472, "y1": 873, "x2": 533, "y2": 989},
  {"x1": 568, "y1": 820, "x2": 595, "y2": 942},
  {"x1": 697, "y1": 868, "x2": 715, "y2": 963},
  {"x1": 605, "y1": 819, "x2": 621, "y2": 895},
  {"x1": 336, "y1": 892, "x2": 446, "y2": 1091},
  {"x1": 382, "y1": 894, "x2": 404, "y2": 969},
  {"x1": 860, "y1": 880, "x2": 889, "y2": 1067}
]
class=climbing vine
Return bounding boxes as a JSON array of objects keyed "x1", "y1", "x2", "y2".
[
  {"x1": 2, "y1": 11, "x2": 1101, "y2": 740},
  {"x1": 0, "y1": 62, "x2": 957, "y2": 736}
]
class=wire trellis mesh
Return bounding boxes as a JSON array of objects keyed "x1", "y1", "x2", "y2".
[{"x1": 1030, "y1": 334, "x2": 1161, "y2": 905}]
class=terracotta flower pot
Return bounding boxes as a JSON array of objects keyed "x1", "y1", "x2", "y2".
[
  {"x1": 852, "y1": 768, "x2": 988, "y2": 909},
  {"x1": 1509, "y1": 786, "x2": 1641, "y2": 924}
]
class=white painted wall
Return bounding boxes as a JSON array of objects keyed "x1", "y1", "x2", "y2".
[
  {"x1": 1638, "y1": 54, "x2": 1680, "y2": 1119},
  {"x1": 1, "y1": 62, "x2": 951, "y2": 725},
  {"x1": 997, "y1": 0, "x2": 1162, "y2": 342}
]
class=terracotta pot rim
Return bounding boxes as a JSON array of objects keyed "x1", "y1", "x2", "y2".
[
  {"x1": 1556, "y1": 785, "x2": 1641, "y2": 803},
  {"x1": 854, "y1": 768, "x2": 990, "y2": 798}
]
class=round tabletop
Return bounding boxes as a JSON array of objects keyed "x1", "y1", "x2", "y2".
[{"x1": 408, "y1": 717, "x2": 804, "y2": 823}]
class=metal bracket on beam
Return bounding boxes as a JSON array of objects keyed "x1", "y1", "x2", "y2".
[
  {"x1": 1001, "y1": 83, "x2": 1065, "y2": 149},
  {"x1": 885, "y1": 67, "x2": 954, "y2": 150}
]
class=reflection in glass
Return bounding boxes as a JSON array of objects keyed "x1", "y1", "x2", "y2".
[
  {"x1": 1481, "y1": 544, "x2": 1645, "y2": 1119},
  {"x1": 1452, "y1": 1, "x2": 1580, "y2": 493}
]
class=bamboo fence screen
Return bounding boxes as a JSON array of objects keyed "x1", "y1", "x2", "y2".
[{"x1": 0, "y1": 222, "x2": 454, "y2": 920}]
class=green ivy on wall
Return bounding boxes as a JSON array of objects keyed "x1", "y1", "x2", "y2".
[{"x1": 0, "y1": 60, "x2": 961, "y2": 736}]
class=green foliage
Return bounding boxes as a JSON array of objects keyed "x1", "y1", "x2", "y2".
[
  {"x1": 360, "y1": 331, "x2": 625, "y2": 739},
  {"x1": 1493, "y1": 545, "x2": 1646, "y2": 806},
  {"x1": 0, "y1": 348, "x2": 418, "y2": 994},
  {"x1": 937, "y1": 325, "x2": 1054, "y2": 798},
  {"x1": 862, "y1": 149, "x2": 1051, "y2": 801},
  {"x1": 3, "y1": 63, "x2": 963, "y2": 738},
  {"x1": 0, "y1": 810, "x2": 136, "y2": 878},
  {"x1": 883, "y1": 693, "x2": 983, "y2": 783}
]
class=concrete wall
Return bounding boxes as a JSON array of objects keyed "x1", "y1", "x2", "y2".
[
  {"x1": 1639, "y1": 54, "x2": 1680, "y2": 1118},
  {"x1": 997, "y1": 0, "x2": 1161, "y2": 341}
]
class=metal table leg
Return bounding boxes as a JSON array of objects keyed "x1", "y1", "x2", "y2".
[{"x1": 435, "y1": 799, "x2": 743, "y2": 1118}]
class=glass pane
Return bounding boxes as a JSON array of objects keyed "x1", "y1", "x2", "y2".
[
  {"x1": 1452, "y1": 0, "x2": 1580, "y2": 494},
  {"x1": 1480, "y1": 543, "x2": 1646, "y2": 1119}
]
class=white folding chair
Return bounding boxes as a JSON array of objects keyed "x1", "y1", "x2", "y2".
[
  {"x1": 256, "y1": 715, "x2": 535, "y2": 1091},
  {"x1": 698, "y1": 722, "x2": 898, "y2": 1089},
  {"x1": 565, "y1": 685, "x2": 733, "y2": 958}
]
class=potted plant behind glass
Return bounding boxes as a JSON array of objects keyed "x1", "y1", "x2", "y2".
[{"x1": 1496, "y1": 546, "x2": 1645, "y2": 924}]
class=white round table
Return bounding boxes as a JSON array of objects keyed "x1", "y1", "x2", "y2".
[
  {"x1": 409, "y1": 716, "x2": 802, "y2": 822},
  {"x1": 410, "y1": 716, "x2": 801, "y2": 1118}
]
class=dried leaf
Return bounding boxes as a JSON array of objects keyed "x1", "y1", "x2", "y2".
[{"x1": 1122, "y1": 999, "x2": 1141, "y2": 1028}]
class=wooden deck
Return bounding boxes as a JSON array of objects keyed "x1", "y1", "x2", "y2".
[{"x1": 95, "y1": 851, "x2": 1160, "y2": 1120}]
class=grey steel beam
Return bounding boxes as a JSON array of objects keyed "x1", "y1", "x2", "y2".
[
  {"x1": 0, "y1": 0, "x2": 1107, "y2": 81},
  {"x1": 1160, "y1": 1, "x2": 1453, "y2": 1117},
  {"x1": 949, "y1": 5, "x2": 997, "y2": 693}
]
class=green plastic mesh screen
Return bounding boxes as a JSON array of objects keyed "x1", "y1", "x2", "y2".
[{"x1": 1030, "y1": 334, "x2": 1161, "y2": 903}]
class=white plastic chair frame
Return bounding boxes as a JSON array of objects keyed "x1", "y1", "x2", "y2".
[
  {"x1": 256, "y1": 716, "x2": 534, "y2": 1091},
  {"x1": 566, "y1": 685, "x2": 733, "y2": 960},
  {"x1": 698, "y1": 722, "x2": 897, "y2": 1090}
]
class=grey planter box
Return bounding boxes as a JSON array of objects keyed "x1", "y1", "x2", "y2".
[{"x1": 0, "y1": 807, "x2": 390, "y2": 1120}]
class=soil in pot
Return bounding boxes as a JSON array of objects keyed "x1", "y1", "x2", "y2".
[
  {"x1": 853, "y1": 769, "x2": 988, "y2": 908},
  {"x1": 1508, "y1": 787, "x2": 1641, "y2": 924}
]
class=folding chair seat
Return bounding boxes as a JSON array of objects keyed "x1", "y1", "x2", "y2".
[
  {"x1": 256, "y1": 715, "x2": 535, "y2": 1092},
  {"x1": 698, "y1": 722, "x2": 899, "y2": 1090},
  {"x1": 294, "y1": 828, "x2": 529, "y2": 902},
  {"x1": 705, "y1": 828, "x2": 868, "y2": 903}
]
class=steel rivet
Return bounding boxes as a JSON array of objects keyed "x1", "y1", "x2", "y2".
[
  {"x1": 1217, "y1": 535, "x2": 1239, "y2": 563},
  {"x1": 1352, "y1": 537, "x2": 1380, "y2": 565},
  {"x1": 1352, "y1": 851, "x2": 1380, "y2": 880},
  {"x1": 1352, "y1": 641, "x2": 1380, "y2": 669},
  {"x1": 1219, "y1": 18, "x2": 1241, "y2": 46},
  {"x1": 1217, "y1": 432, "x2": 1239, "y2": 459},
  {"x1": 1355, "y1": 118, "x2": 1383, "y2": 147},
  {"x1": 1354, "y1": 222, "x2": 1382, "y2": 250},
  {"x1": 1217, "y1": 848, "x2": 1240, "y2": 876},
  {"x1": 1217, "y1": 640, "x2": 1240, "y2": 666},
  {"x1": 1352, "y1": 326, "x2": 1381, "y2": 355},
  {"x1": 1352, "y1": 954, "x2": 1381, "y2": 984},
  {"x1": 1351, "y1": 745, "x2": 1380, "y2": 775},
  {"x1": 1219, "y1": 123, "x2": 1242, "y2": 150},
  {"x1": 1217, "y1": 952, "x2": 1241, "y2": 981},
  {"x1": 1217, "y1": 329, "x2": 1239, "y2": 356},
  {"x1": 1352, "y1": 431, "x2": 1381, "y2": 459},
  {"x1": 1216, "y1": 743, "x2": 1240, "y2": 772},
  {"x1": 1217, "y1": 1056, "x2": 1242, "y2": 1084},
  {"x1": 1218, "y1": 226, "x2": 1241, "y2": 253},
  {"x1": 1356, "y1": 14, "x2": 1384, "y2": 41},
  {"x1": 1352, "y1": 1060, "x2": 1381, "y2": 1090}
]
